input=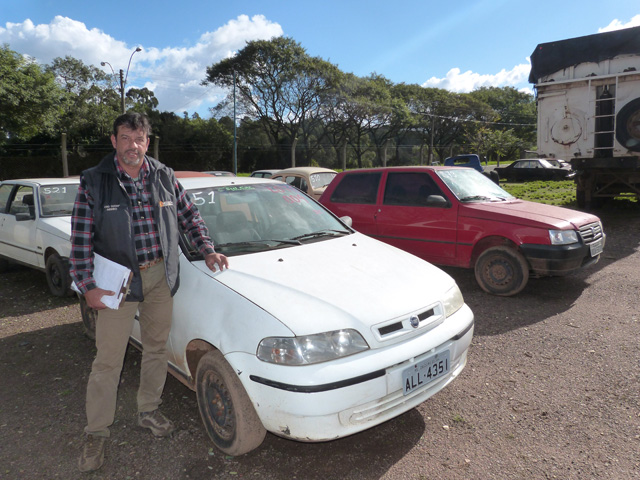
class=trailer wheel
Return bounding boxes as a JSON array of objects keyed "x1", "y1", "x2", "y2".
[
  {"x1": 576, "y1": 188, "x2": 586, "y2": 209},
  {"x1": 616, "y1": 98, "x2": 640, "y2": 152}
]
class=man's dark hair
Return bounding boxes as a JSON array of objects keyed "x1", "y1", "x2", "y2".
[{"x1": 113, "y1": 113, "x2": 152, "y2": 137}]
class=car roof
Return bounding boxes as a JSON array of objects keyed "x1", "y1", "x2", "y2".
[
  {"x1": 336, "y1": 166, "x2": 465, "y2": 175},
  {"x1": 177, "y1": 174, "x2": 281, "y2": 189},
  {"x1": 175, "y1": 171, "x2": 215, "y2": 178},
  {"x1": 0, "y1": 177, "x2": 80, "y2": 186},
  {"x1": 274, "y1": 167, "x2": 337, "y2": 175}
]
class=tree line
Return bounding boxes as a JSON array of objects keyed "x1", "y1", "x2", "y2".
[{"x1": 0, "y1": 38, "x2": 536, "y2": 178}]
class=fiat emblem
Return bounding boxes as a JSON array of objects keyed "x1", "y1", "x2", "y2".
[{"x1": 409, "y1": 315, "x2": 420, "y2": 328}]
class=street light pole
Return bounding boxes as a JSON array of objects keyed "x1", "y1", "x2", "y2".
[
  {"x1": 122, "y1": 47, "x2": 142, "y2": 114},
  {"x1": 233, "y1": 69, "x2": 237, "y2": 175},
  {"x1": 101, "y1": 47, "x2": 142, "y2": 114},
  {"x1": 119, "y1": 69, "x2": 125, "y2": 114}
]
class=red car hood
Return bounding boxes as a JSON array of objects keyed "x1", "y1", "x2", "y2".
[{"x1": 461, "y1": 199, "x2": 600, "y2": 230}]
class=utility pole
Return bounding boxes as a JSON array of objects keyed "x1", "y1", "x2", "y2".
[
  {"x1": 102, "y1": 47, "x2": 141, "y2": 115},
  {"x1": 119, "y1": 69, "x2": 125, "y2": 114},
  {"x1": 233, "y1": 69, "x2": 237, "y2": 175}
]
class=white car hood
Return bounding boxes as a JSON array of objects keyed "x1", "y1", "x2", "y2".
[
  {"x1": 198, "y1": 233, "x2": 456, "y2": 336},
  {"x1": 38, "y1": 216, "x2": 72, "y2": 240}
]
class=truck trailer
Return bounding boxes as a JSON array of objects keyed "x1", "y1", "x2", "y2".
[{"x1": 529, "y1": 26, "x2": 640, "y2": 208}]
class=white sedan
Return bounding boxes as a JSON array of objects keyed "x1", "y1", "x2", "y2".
[
  {"x1": 80, "y1": 175, "x2": 474, "y2": 455},
  {"x1": 0, "y1": 177, "x2": 79, "y2": 296}
]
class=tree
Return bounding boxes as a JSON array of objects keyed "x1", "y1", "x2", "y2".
[
  {"x1": 204, "y1": 37, "x2": 341, "y2": 167},
  {"x1": 468, "y1": 86, "x2": 537, "y2": 145},
  {"x1": 126, "y1": 87, "x2": 159, "y2": 116},
  {"x1": 46, "y1": 56, "x2": 119, "y2": 143},
  {"x1": 0, "y1": 45, "x2": 61, "y2": 143}
]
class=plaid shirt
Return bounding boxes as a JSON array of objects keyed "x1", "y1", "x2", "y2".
[{"x1": 71, "y1": 157, "x2": 214, "y2": 293}]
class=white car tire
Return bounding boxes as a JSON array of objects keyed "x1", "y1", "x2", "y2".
[
  {"x1": 195, "y1": 350, "x2": 267, "y2": 455},
  {"x1": 45, "y1": 254, "x2": 73, "y2": 297}
]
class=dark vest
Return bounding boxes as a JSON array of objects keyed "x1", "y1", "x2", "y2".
[{"x1": 82, "y1": 153, "x2": 181, "y2": 301}]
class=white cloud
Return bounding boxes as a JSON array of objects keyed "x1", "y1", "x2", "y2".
[
  {"x1": 0, "y1": 15, "x2": 283, "y2": 114},
  {"x1": 421, "y1": 61, "x2": 532, "y2": 93},
  {"x1": 420, "y1": 13, "x2": 640, "y2": 95},
  {"x1": 598, "y1": 14, "x2": 640, "y2": 32}
]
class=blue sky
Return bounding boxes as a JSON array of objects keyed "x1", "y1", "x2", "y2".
[{"x1": 1, "y1": 0, "x2": 639, "y2": 116}]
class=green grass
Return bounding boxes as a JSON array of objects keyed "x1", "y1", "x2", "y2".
[{"x1": 500, "y1": 180, "x2": 577, "y2": 207}]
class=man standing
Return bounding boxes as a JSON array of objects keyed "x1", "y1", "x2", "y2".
[{"x1": 71, "y1": 113, "x2": 228, "y2": 473}]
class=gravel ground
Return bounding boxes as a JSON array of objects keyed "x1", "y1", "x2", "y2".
[{"x1": 1, "y1": 202, "x2": 639, "y2": 480}]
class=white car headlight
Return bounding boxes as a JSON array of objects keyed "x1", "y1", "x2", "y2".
[
  {"x1": 549, "y1": 229, "x2": 578, "y2": 245},
  {"x1": 257, "y1": 329, "x2": 369, "y2": 365},
  {"x1": 443, "y1": 284, "x2": 464, "y2": 317}
]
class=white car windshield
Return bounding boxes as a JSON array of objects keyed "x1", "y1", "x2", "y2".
[
  {"x1": 436, "y1": 169, "x2": 514, "y2": 202},
  {"x1": 186, "y1": 182, "x2": 351, "y2": 256}
]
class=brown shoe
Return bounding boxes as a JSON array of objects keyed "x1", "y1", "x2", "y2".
[
  {"x1": 78, "y1": 434, "x2": 107, "y2": 473},
  {"x1": 138, "y1": 410, "x2": 175, "y2": 437}
]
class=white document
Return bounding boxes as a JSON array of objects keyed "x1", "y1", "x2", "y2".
[{"x1": 72, "y1": 253, "x2": 132, "y2": 309}]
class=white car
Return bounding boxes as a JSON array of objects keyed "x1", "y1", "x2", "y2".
[
  {"x1": 0, "y1": 177, "x2": 79, "y2": 296},
  {"x1": 80, "y1": 174, "x2": 474, "y2": 455}
]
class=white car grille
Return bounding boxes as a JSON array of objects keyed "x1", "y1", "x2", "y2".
[{"x1": 373, "y1": 304, "x2": 444, "y2": 343}]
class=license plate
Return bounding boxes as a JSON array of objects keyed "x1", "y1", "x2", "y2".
[
  {"x1": 402, "y1": 350, "x2": 450, "y2": 396},
  {"x1": 590, "y1": 238, "x2": 603, "y2": 257}
]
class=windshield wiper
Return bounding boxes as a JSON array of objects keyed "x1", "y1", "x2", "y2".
[
  {"x1": 216, "y1": 239, "x2": 302, "y2": 248},
  {"x1": 291, "y1": 229, "x2": 350, "y2": 242},
  {"x1": 460, "y1": 195, "x2": 492, "y2": 202}
]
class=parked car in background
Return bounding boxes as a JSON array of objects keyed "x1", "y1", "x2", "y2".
[
  {"x1": 495, "y1": 158, "x2": 575, "y2": 181},
  {"x1": 203, "y1": 170, "x2": 235, "y2": 177},
  {"x1": 319, "y1": 166, "x2": 604, "y2": 296},
  {"x1": 250, "y1": 169, "x2": 281, "y2": 178},
  {"x1": 271, "y1": 166, "x2": 337, "y2": 200},
  {"x1": 79, "y1": 174, "x2": 474, "y2": 456},
  {"x1": 545, "y1": 158, "x2": 572, "y2": 171},
  {"x1": 0, "y1": 177, "x2": 80, "y2": 296},
  {"x1": 444, "y1": 154, "x2": 499, "y2": 183}
]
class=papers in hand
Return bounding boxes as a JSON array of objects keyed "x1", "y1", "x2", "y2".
[{"x1": 72, "y1": 254, "x2": 133, "y2": 309}]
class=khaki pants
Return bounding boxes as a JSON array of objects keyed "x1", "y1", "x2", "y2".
[{"x1": 84, "y1": 260, "x2": 173, "y2": 437}]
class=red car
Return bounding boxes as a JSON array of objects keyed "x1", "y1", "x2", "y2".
[{"x1": 319, "y1": 166, "x2": 605, "y2": 296}]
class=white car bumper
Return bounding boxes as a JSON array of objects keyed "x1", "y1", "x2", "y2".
[{"x1": 225, "y1": 305, "x2": 474, "y2": 441}]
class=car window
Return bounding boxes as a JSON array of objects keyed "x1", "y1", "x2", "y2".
[
  {"x1": 538, "y1": 159, "x2": 553, "y2": 168},
  {"x1": 330, "y1": 172, "x2": 381, "y2": 204},
  {"x1": 40, "y1": 184, "x2": 78, "y2": 216},
  {"x1": 8, "y1": 185, "x2": 35, "y2": 217},
  {"x1": 284, "y1": 175, "x2": 306, "y2": 191},
  {"x1": 383, "y1": 172, "x2": 445, "y2": 207},
  {"x1": 309, "y1": 172, "x2": 337, "y2": 188},
  {"x1": 0, "y1": 184, "x2": 13, "y2": 213},
  {"x1": 184, "y1": 183, "x2": 350, "y2": 257},
  {"x1": 437, "y1": 169, "x2": 514, "y2": 201}
]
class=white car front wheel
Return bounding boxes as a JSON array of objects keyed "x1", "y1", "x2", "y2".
[{"x1": 195, "y1": 350, "x2": 266, "y2": 456}]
